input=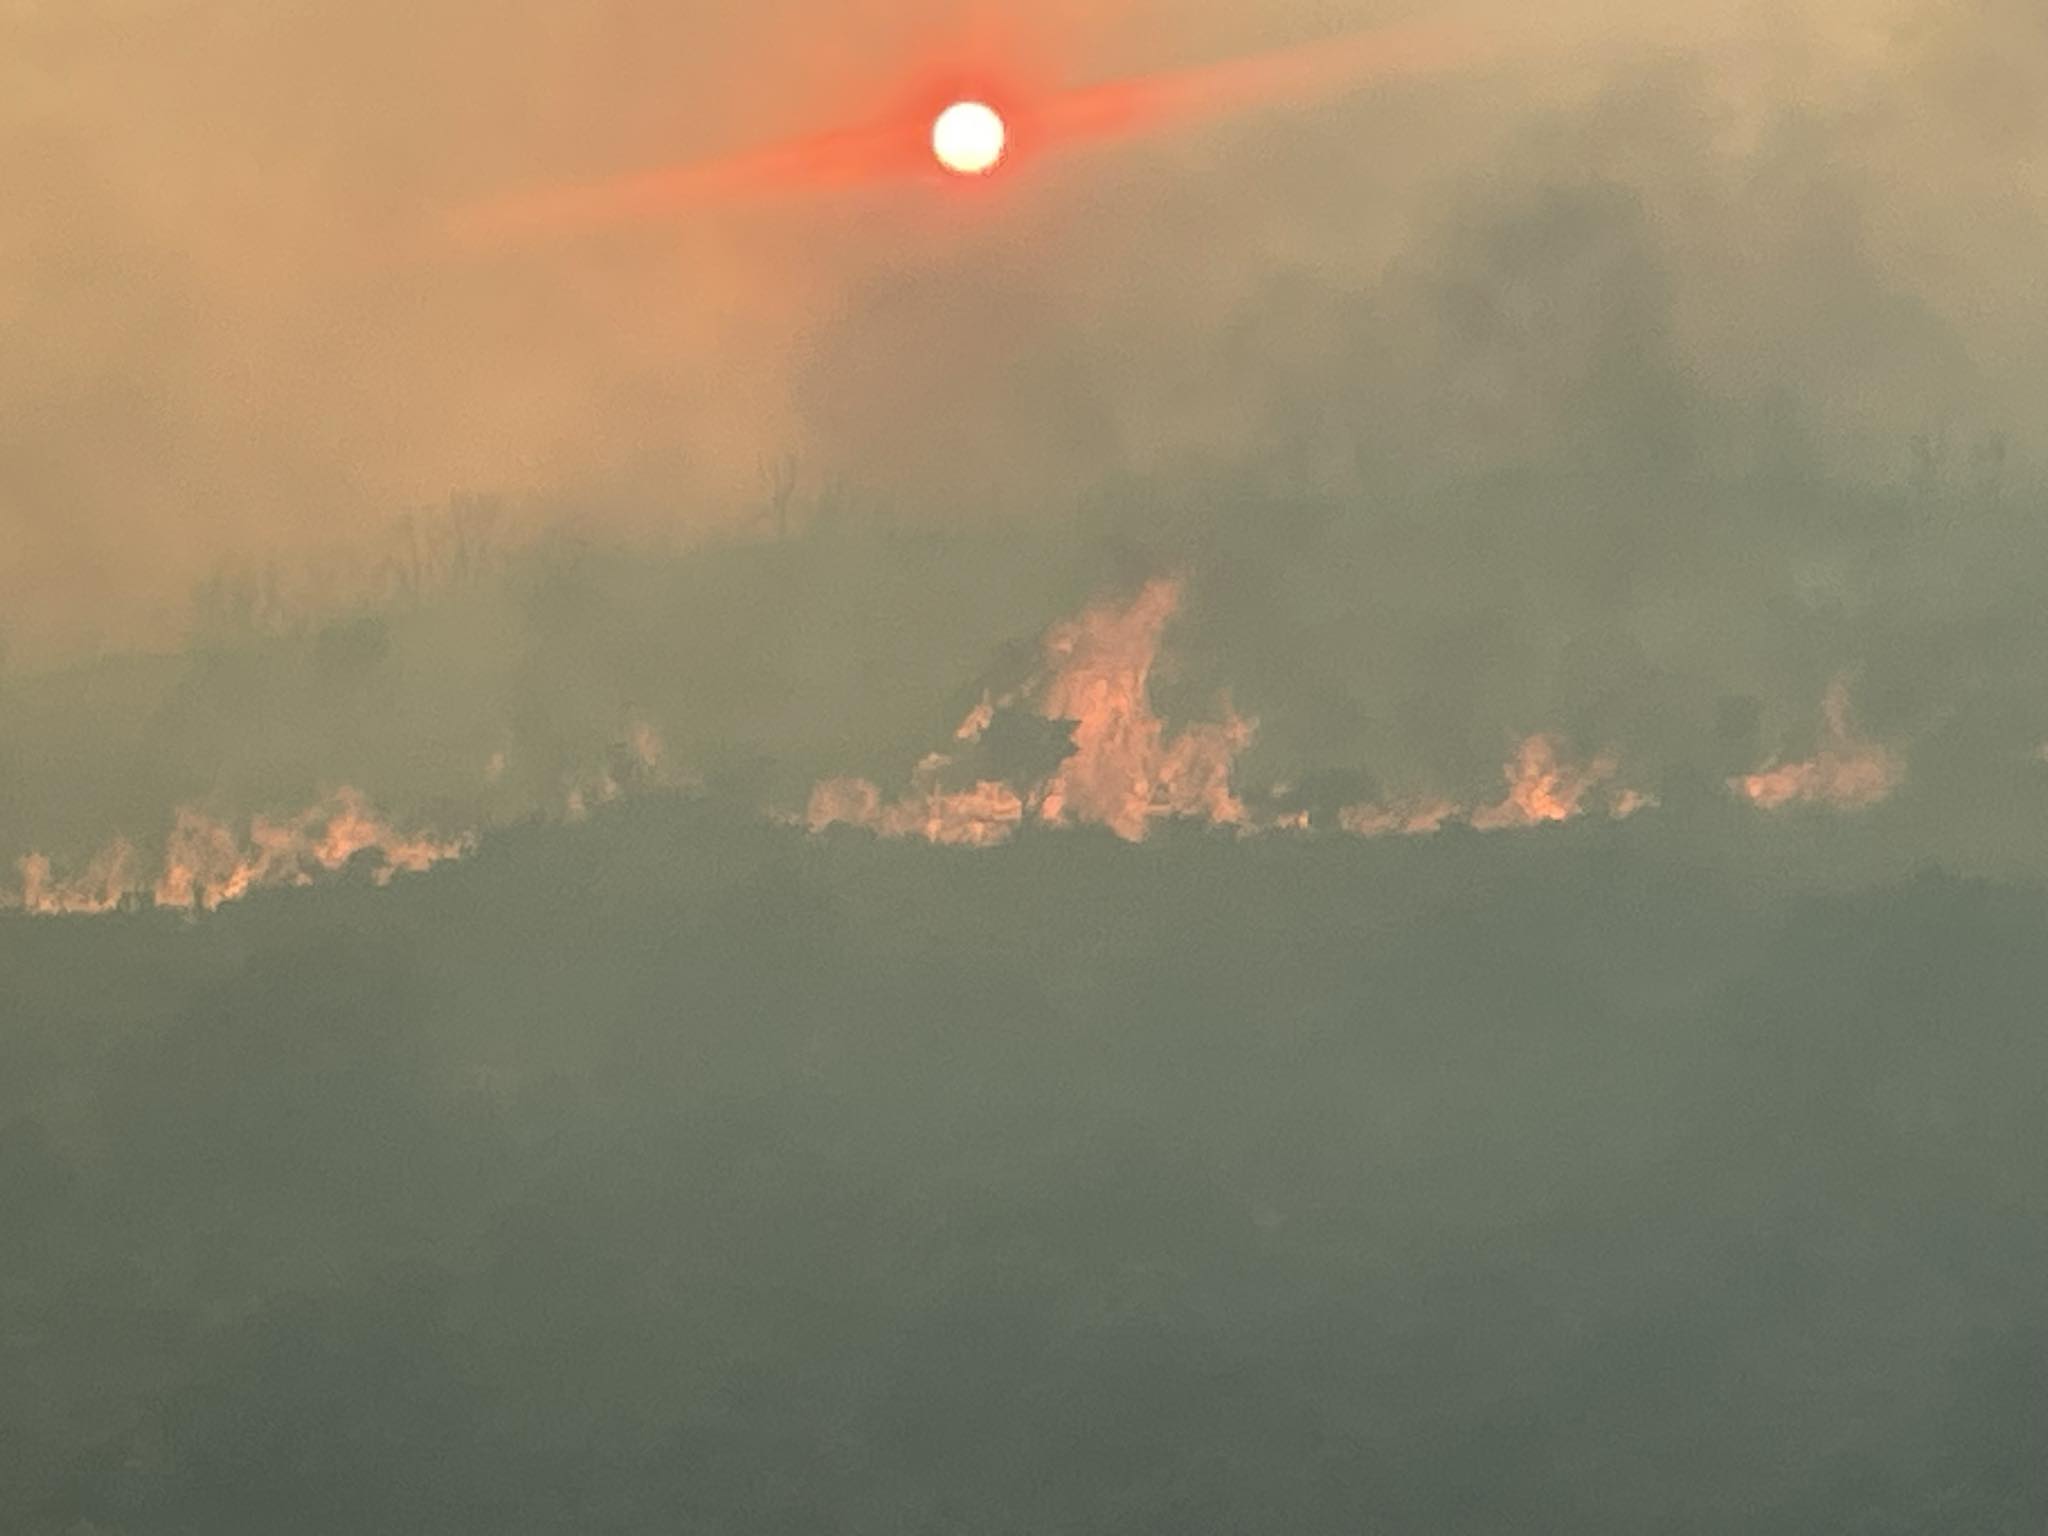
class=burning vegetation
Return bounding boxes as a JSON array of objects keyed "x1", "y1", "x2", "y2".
[
  {"x1": 9, "y1": 791, "x2": 471, "y2": 917},
  {"x1": 1729, "y1": 680, "x2": 1904, "y2": 812},
  {"x1": 7, "y1": 580, "x2": 1917, "y2": 915},
  {"x1": 806, "y1": 578, "x2": 1658, "y2": 846}
]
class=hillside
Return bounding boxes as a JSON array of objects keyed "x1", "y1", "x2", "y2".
[{"x1": 4, "y1": 801, "x2": 2044, "y2": 1533}]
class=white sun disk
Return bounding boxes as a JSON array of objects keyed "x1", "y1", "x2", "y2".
[{"x1": 932, "y1": 100, "x2": 1006, "y2": 176}]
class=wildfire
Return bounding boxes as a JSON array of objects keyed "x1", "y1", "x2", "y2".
[
  {"x1": 1336, "y1": 737, "x2": 1648, "y2": 839},
  {"x1": 14, "y1": 841, "x2": 143, "y2": 916},
  {"x1": 1469, "y1": 736, "x2": 1622, "y2": 831},
  {"x1": 10, "y1": 790, "x2": 471, "y2": 917},
  {"x1": 804, "y1": 581, "x2": 1657, "y2": 850},
  {"x1": 1033, "y1": 580, "x2": 1252, "y2": 839},
  {"x1": 809, "y1": 578, "x2": 1254, "y2": 845},
  {"x1": 9, "y1": 580, "x2": 1757, "y2": 912},
  {"x1": 808, "y1": 772, "x2": 1028, "y2": 848},
  {"x1": 1731, "y1": 681, "x2": 1902, "y2": 811},
  {"x1": 1337, "y1": 798, "x2": 1462, "y2": 838},
  {"x1": 4, "y1": 712, "x2": 699, "y2": 919},
  {"x1": 1608, "y1": 787, "x2": 1659, "y2": 822},
  {"x1": 563, "y1": 719, "x2": 681, "y2": 821}
]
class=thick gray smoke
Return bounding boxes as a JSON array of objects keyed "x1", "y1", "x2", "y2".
[{"x1": 5, "y1": 0, "x2": 2048, "y2": 873}]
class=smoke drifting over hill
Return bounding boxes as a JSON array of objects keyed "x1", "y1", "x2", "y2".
[{"x1": 4, "y1": 0, "x2": 2046, "y2": 668}]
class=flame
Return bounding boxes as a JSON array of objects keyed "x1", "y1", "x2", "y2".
[
  {"x1": 11, "y1": 791, "x2": 470, "y2": 917},
  {"x1": 805, "y1": 585, "x2": 1670, "y2": 850},
  {"x1": 808, "y1": 777, "x2": 886, "y2": 832},
  {"x1": 888, "y1": 780, "x2": 1029, "y2": 847},
  {"x1": 1731, "y1": 682, "x2": 1903, "y2": 811},
  {"x1": 1336, "y1": 738, "x2": 1642, "y2": 838},
  {"x1": 1034, "y1": 580, "x2": 1252, "y2": 840},
  {"x1": 1608, "y1": 786, "x2": 1659, "y2": 821},
  {"x1": 807, "y1": 773, "x2": 1026, "y2": 847},
  {"x1": 155, "y1": 809, "x2": 268, "y2": 911},
  {"x1": 954, "y1": 694, "x2": 997, "y2": 743},
  {"x1": 10, "y1": 710, "x2": 705, "y2": 919},
  {"x1": 1337, "y1": 798, "x2": 1461, "y2": 838},
  {"x1": 155, "y1": 791, "x2": 472, "y2": 912},
  {"x1": 12, "y1": 586, "x2": 1695, "y2": 908},
  {"x1": 1468, "y1": 736, "x2": 1621, "y2": 831},
  {"x1": 629, "y1": 722, "x2": 665, "y2": 772},
  {"x1": 810, "y1": 579, "x2": 1254, "y2": 846},
  {"x1": 14, "y1": 840, "x2": 142, "y2": 915},
  {"x1": 308, "y1": 788, "x2": 470, "y2": 878}
]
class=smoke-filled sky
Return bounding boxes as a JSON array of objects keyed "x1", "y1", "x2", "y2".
[
  {"x1": 6, "y1": 0, "x2": 2045, "y2": 660},
  {"x1": 6, "y1": 0, "x2": 2048, "y2": 880}
]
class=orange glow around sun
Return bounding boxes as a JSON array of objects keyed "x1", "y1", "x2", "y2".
[
  {"x1": 932, "y1": 100, "x2": 1007, "y2": 175},
  {"x1": 445, "y1": 21, "x2": 1482, "y2": 240}
]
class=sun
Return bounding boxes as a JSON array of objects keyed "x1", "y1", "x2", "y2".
[{"x1": 931, "y1": 100, "x2": 1007, "y2": 176}]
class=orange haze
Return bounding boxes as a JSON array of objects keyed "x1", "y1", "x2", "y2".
[{"x1": 448, "y1": 19, "x2": 1479, "y2": 242}]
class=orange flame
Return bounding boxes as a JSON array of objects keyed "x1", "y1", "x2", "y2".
[
  {"x1": 14, "y1": 840, "x2": 142, "y2": 916},
  {"x1": 954, "y1": 695, "x2": 997, "y2": 743},
  {"x1": 806, "y1": 773, "x2": 1026, "y2": 847},
  {"x1": 10, "y1": 791, "x2": 470, "y2": 918},
  {"x1": 1608, "y1": 786, "x2": 1659, "y2": 821},
  {"x1": 154, "y1": 791, "x2": 472, "y2": 912},
  {"x1": 809, "y1": 578, "x2": 1254, "y2": 845},
  {"x1": 1468, "y1": 736, "x2": 1621, "y2": 831},
  {"x1": 1033, "y1": 579, "x2": 1252, "y2": 840},
  {"x1": 1336, "y1": 797, "x2": 1462, "y2": 838},
  {"x1": 807, "y1": 587, "x2": 1667, "y2": 848},
  {"x1": 807, "y1": 777, "x2": 886, "y2": 832},
  {"x1": 1731, "y1": 682, "x2": 1903, "y2": 811},
  {"x1": 1338, "y1": 737, "x2": 1644, "y2": 838}
]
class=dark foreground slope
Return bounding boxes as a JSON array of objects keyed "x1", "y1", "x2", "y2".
[{"x1": 3, "y1": 801, "x2": 2045, "y2": 1534}]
